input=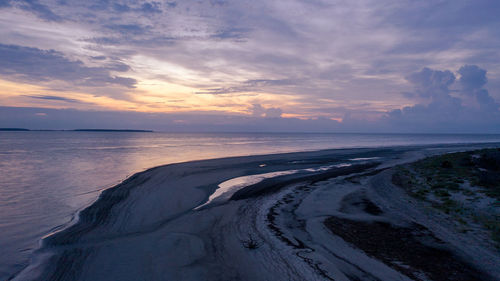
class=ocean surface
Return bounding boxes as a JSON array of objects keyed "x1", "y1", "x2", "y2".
[{"x1": 1, "y1": 131, "x2": 500, "y2": 279}]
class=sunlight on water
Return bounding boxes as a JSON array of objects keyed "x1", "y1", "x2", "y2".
[
  {"x1": 196, "y1": 162, "x2": 356, "y2": 210},
  {"x1": 195, "y1": 170, "x2": 300, "y2": 210}
]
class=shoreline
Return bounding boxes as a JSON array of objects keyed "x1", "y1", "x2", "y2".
[{"x1": 13, "y1": 142, "x2": 500, "y2": 281}]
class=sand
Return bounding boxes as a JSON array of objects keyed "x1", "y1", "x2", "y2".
[{"x1": 12, "y1": 143, "x2": 500, "y2": 281}]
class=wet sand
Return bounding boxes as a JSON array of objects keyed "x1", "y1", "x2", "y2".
[{"x1": 12, "y1": 143, "x2": 500, "y2": 281}]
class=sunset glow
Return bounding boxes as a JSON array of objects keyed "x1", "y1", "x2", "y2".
[{"x1": 1, "y1": 1, "x2": 499, "y2": 132}]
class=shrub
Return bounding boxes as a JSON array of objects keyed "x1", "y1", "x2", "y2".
[
  {"x1": 241, "y1": 235, "x2": 260, "y2": 250},
  {"x1": 441, "y1": 160, "x2": 453, "y2": 169}
]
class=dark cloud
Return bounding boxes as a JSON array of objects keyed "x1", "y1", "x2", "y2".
[
  {"x1": 91, "y1": 55, "x2": 107, "y2": 60},
  {"x1": 166, "y1": 2, "x2": 177, "y2": 8},
  {"x1": 87, "y1": 0, "x2": 112, "y2": 11},
  {"x1": 85, "y1": 34, "x2": 177, "y2": 47},
  {"x1": 140, "y1": 2, "x2": 162, "y2": 14},
  {"x1": 105, "y1": 61, "x2": 131, "y2": 72},
  {"x1": 379, "y1": 65, "x2": 500, "y2": 132},
  {"x1": 23, "y1": 95, "x2": 82, "y2": 103},
  {"x1": 85, "y1": 37, "x2": 123, "y2": 46},
  {"x1": 476, "y1": 89, "x2": 500, "y2": 112},
  {"x1": 195, "y1": 87, "x2": 245, "y2": 96},
  {"x1": 0, "y1": 43, "x2": 136, "y2": 88},
  {"x1": 385, "y1": 1, "x2": 500, "y2": 32},
  {"x1": 112, "y1": 3, "x2": 131, "y2": 13},
  {"x1": 250, "y1": 104, "x2": 283, "y2": 118},
  {"x1": 83, "y1": 1, "x2": 163, "y2": 14},
  {"x1": 264, "y1": 107, "x2": 283, "y2": 118},
  {"x1": 209, "y1": 0, "x2": 227, "y2": 7},
  {"x1": 107, "y1": 24, "x2": 149, "y2": 35},
  {"x1": 196, "y1": 79, "x2": 298, "y2": 96},
  {"x1": 405, "y1": 67, "x2": 455, "y2": 100},
  {"x1": 250, "y1": 104, "x2": 265, "y2": 117},
  {"x1": 458, "y1": 65, "x2": 487, "y2": 92},
  {"x1": 10, "y1": 0, "x2": 62, "y2": 21},
  {"x1": 211, "y1": 27, "x2": 250, "y2": 40},
  {"x1": 457, "y1": 65, "x2": 499, "y2": 112},
  {"x1": 0, "y1": 0, "x2": 11, "y2": 8},
  {"x1": 245, "y1": 79, "x2": 296, "y2": 87},
  {"x1": 102, "y1": 76, "x2": 136, "y2": 88}
]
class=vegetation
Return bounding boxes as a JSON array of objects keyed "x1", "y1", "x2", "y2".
[
  {"x1": 241, "y1": 235, "x2": 261, "y2": 250},
  {"x1": 392, "y1": 148, "x2": 500, "y2": 246}
]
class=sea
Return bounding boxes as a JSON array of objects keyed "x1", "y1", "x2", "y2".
[{"x1": 1, "y1": 131, "x2": 500, "y2": 279}]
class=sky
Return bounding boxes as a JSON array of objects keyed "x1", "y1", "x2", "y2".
[{"x1": 0, "y1": 0, "x2": 500, "y2": 133}]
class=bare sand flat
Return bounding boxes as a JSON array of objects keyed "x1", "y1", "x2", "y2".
[{"x1": 13, "y1": 143, "x2": 500, "y2": 281}]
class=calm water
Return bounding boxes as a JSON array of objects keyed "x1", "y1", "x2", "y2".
[{"x1": 1, "y1": 131, "x2": 500, "y2": 278}]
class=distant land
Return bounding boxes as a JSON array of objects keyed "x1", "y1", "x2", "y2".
[
  {"x1": 0, "y1": 128, "x2": 30, "y2": 131},
  {"x1": 73, "y1": 129, "x2": 154, "y2": 132},
  {"x1": 0, "y1": 128, "x2": 153, "y2": 132}
]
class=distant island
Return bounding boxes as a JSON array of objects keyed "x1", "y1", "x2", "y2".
[
  {"x1": 0, "y1": 128, "x2": 31, "y2": 131},
  {"x1": 0, "y1": 128, "x2": 153, "y2": 132},
  {"x1": 73, "y1": 129, "x2": 154, "y2": 132}
]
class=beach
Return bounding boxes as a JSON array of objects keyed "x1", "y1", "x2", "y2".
[{"x1": 13, "y1": 143, "x2": 500, "y2": 281}]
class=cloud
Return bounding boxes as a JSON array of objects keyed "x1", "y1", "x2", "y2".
[
  {"x1": 0, "y1": 100, "x2": 498, "y2": 133},
  {"x1": 195, "y1": 87, "x2": 249, "y2": 96},
  {"x1": 245, "y1": 79, "x2": 296, "y2": 87},
  {"x1": 23, "y1": 95, "x2": 82, "y2": 103},
  {"x1": 99, "y1": 1, "x2": 164, "y2": 14},
  {"x1": 250, "y1": 104, "x2": 265, "y2": 117},
  {"x1": 112, "y1": 3, "x2": 131, "y2": 13},
  {"x1": 1, "y1": 0, "x2": 500, "y2": 133},
  {"x1": 91, "y1": 55, "x2": 107, "y2": 61},
  {"x1": 5, "y1": 0, "x2": 62, "y2": 21},
  {"x1": 0, "y1": 106, "x2": 330, "y2": 132},
  {"x1": 264, "y1": 107, "x2": 283, "y2": 118},
  {"x1": 195, "y1": 79, "x2": 297, "y2": 96},
  {"x1": 475, "y1": 89, "x2": 500, "y2": 112},
  {"x1": 104, "y1": 61, "x2": 131, "y2": 72},
  {"x1": 211, "y1": 27, "x2": 251, "y2": 40},
  {"x1": 0, "y1": 0, "x2": 11, "y2": 8},
  {"x1": 0, "y1": 43, "x2": 137, "y2": 88},
  {"x1": 140, "y1": 2, "x2": 162, "y2": 14},
  {"x1": 458, "y1": 65, "x2": 487, "y2": 92},
  {"x1": 457, "y1": 65, "x2": 499, "y2": 112},
  {"x1": 166, "y1": 2, "x2": 177, "y2": 8},
  {"x1": 250, "y1": 104, "x2": 283, "y2": 118},
  {"x1": 405, "y1": 67, "x2": 456, "y2": 100},
  {"x1": 377, "y1": 65, "x2": 500, "y2": 132},
  {"x1": 106, "y1": 24, "x2": 149, "y2": 35}
]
